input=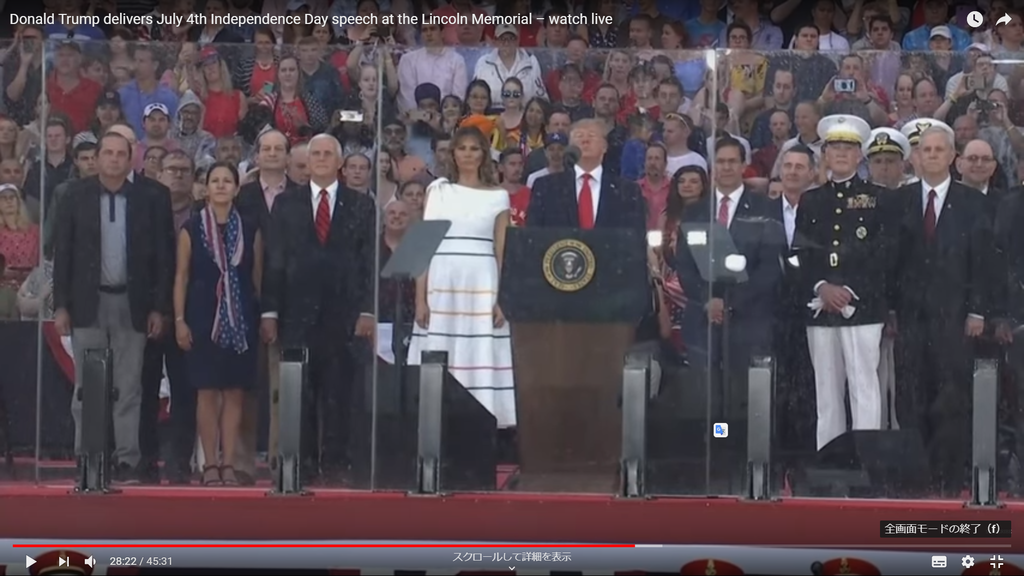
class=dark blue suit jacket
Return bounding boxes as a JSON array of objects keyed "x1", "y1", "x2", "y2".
[{"x1": 675, "y1": 189, "x2": 785, "y2": 359}]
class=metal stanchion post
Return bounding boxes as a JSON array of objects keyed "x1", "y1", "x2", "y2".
[
  {"x1": 968, "y1": 358, "x2": 1002, "y2": 507},
  {"x1": 620, "y1": 352, "x2": 650, "y2": 498},
  {"x1": 746, "y1": 355, "x2": 773, "y2": 501},
  {"x1": 270, "y1": 348, "x2": 309, "y2": 496},
  {"x1": 414, "y1": 351, "x2": 446, "y2": 495},
  {"x1": 75, "y1": 348, "x2": 116, "y2": 494}
]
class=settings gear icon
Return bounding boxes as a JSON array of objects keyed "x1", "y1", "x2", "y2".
[{"x1": 962, "y1": 555, "x2": 976, "y2": 568}]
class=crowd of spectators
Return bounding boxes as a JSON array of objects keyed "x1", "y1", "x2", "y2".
[{"x1": 1, "y1": 0, "x2": 1024, "y2": 493}]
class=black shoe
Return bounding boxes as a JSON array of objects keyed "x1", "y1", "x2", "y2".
[
  {"x1": 112, "y1": 463, "x2": 140, "y2": 486},
  {"x1": 165, "y1": 468, "x2": 192, "y2": 485},
  {"x1": 137, "y1": 463, "x2": 161, "y2": 485}
]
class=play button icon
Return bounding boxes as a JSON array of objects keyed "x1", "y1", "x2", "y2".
[{"x1": 26, "y1": 555, "x2": 36, "y2": 568}]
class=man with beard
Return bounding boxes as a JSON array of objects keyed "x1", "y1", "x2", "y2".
[
  {"x1": 864, "y1": 127, "x2": 912, "y2": 431},
  {"x1": 173, "y1": 91, "x2": 216, "y2": 169},
  {"x1": 794, "y1": 115, "x2": 895, "y2": 452}
]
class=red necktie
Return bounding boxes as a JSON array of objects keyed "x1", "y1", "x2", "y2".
[
  {"x1": 315, "y1": 189, "x2": 331, "y2": 245},
  {"x1": 578, "y1": 173, "x2": 594, "y2": 229},
  {"x1": 924, "y1": 189, "x2": 937, "y2": 243},
  {"x1": 717, "y1": 195, "x2": 730, "y2": 226}
]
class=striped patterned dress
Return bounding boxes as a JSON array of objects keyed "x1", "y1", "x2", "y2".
[{"x1": 406, "y1": 179, "x2": 516, "y2": 428}]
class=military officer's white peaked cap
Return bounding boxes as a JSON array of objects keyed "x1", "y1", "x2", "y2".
[
  {"x1": 864, "y1": 127, "x2": 911, "y2": 160},
  {"x1": 817, "y1": 114, "x2": 871, "y2": 146},
  {"x1": 900, "y1": 118, "x2": 953, "y2": 146}
]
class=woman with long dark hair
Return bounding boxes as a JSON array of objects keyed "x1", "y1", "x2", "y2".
[
  {"x1": 173, "y1": 162, "x2": 262, "y2": 487},
  {"x1": 657, "y1": 165, "x2": 710, "y2": 358},
  {"x1": 407, "y1": 126, "x2": 515, "y2": 431}
]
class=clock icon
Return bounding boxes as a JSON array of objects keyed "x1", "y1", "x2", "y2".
[{"x1": 967, "y1": 11, "x2": 985, "y2": 28}]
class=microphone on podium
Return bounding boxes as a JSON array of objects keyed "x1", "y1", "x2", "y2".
[{"x1": 565, "y1": 145, "x2": 581, "y2": 165}]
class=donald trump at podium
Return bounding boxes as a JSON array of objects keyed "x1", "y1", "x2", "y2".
[{"x1": 525, "y1": 118, "x2": 646, "y2": 234}]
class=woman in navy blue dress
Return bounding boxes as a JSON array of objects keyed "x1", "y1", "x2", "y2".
[{"x1": 173, "y1": 162, "x2": 263, "y2": 487}]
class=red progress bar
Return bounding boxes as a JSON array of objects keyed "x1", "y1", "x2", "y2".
[{"x1": 13, "y1": 544, "x2": 635, "y2": 548}]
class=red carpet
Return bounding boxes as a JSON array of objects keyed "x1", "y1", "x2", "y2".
[{"x1": 1, "y1": 482, "x2": 1021, "y2": 546}]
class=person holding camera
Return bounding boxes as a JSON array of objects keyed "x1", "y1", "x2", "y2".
[{"x1": 817, "y1": 53, "x2": 889, "y2": 127}]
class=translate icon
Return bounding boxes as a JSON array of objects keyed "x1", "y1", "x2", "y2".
[
  {"x1": 713, "y1": 423, "x2": 728, "y2": 438},
  {"x1": 992, "y1": 555, "x2": 1004, "y2": 569},
  {"x1": 931, "y1": 555, "x2": 946, "y2": 568}
]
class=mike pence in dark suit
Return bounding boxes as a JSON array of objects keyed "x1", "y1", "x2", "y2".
[{"x1": 259, "y1": 134, "x2": 376, "y2": 483}]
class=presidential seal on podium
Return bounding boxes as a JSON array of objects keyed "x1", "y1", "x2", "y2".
[{"x1": 542, "y1": 238, "x2": 595, "y2": 292}]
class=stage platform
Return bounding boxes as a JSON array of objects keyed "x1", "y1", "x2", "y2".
[
  {"x1": 0, "y1": 479, "x2": 1021, "y2": 574},
  {"x1": 2, "y1": 480, "x2": 1021, "y2": 543}
]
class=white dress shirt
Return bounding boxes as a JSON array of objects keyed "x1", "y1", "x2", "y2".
[
  {"x1": 715, "y1": 186, "x2": 744, "y2": 228},
  {"x1": 782, "y1": 195, "x2": 798, "y2": 248},
  {"x1": 575, "y1": 164, "x2": 603, "y2": 223},
  {"x1": 311, "y1": 181, "x2": 339, "y2": 220},
  {"x1": 921, "y1": 176, "x2": 951, "y2": 221}
]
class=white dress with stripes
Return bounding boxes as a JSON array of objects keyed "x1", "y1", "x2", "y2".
[{"x1": 407, "y1": 178, "x2": 516, "y2": 428}]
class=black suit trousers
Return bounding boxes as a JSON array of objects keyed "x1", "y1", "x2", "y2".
[
  {"x1": 895, "y1": 312, "x2": 974, "y2": 493},
  {"x1": 139, "y1": 333, "x2": 195, "y2": 477},
  {"x1": 302, "y1": 321, "x2": 360, "y2": 480}
]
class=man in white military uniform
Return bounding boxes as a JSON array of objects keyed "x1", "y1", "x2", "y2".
[{"x1": 793, "y1": 115, "x2": 898, "y2": 450}]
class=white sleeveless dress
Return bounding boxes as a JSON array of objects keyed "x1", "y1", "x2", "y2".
[{"x1": 406, "y1": 178, "x2": 516, "y2": 428}]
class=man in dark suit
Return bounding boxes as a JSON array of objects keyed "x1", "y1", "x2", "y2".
[
  {"x1": 53, "y1": 132, "x2": 173, "y2": 484},
  {"x1": 993, "y1": 189, "x2": 1024, "y2": 495},
  {"x1": 260, "y1": 133, "x2": 376, "y2": 485},
  {"x1": 794, "y1": 116, "x2": 897, "y2": 454},
  {"x1": 892, "y1": 123, "x2": 995, "y2": 496},
  {"x1": 526, "y1": 118, "x2": 646, "y2": 233},
  {"x1": 234, "y1": 129, "x2": 300, "y2": 482},
  {"x1": 772, "y1": 144, "x2": 818, "y2": 470},
  {"x1": 675, "y1": 136, "x2": 785, "y2": 492},
  {"x1": 137, "y1": 150, "x2": 197, "y2": 485}
]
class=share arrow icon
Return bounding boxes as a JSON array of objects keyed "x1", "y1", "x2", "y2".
[
  {"x1": 25, "y1": 555, "x2": 36, "y2": 568},
  {"x1": 998, "y1": 13, "x2": 1013, "y2": 26}
]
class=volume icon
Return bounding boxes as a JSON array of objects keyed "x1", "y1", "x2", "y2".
[{"x1": 85, "y1": 556, "x2": 96, "y2": 567}]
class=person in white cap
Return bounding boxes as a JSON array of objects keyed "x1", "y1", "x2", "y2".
[
  {"x1": 865, "y1": 127, "x2": 911, "y2": 190},
  {"x1": 793, "y1": 114, "x2": 896, "y2": 450},
  {"x1": 863, "y1": 127, "x2": 911, "y2": 431},
  {"x1": 135, "y1": 103, "x2": 179, "y2": 174},
  {"x1": 900, "y1": 118, "x2": 952, "y2": 185},
  {"x1": 891, "y1": 122, "x2": 994, "y2": 495},
  {"x1": 901, "y1": 0, "x2": 971, "y2": 51},
  {"x1": 472, "y1": 24, "x2": 548, "y2": 104}
]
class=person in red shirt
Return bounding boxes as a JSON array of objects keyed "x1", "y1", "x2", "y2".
[
  {"x1": 498, "y1": 147, "x2": 530, "y2": 226},
  {"x1": 47, "y1": 41, "x2": 102, "y2": 134}
]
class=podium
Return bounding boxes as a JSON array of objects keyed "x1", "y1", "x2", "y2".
[{"x1": 500, "y1": 228, "x2": 648, "y2": 492}]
